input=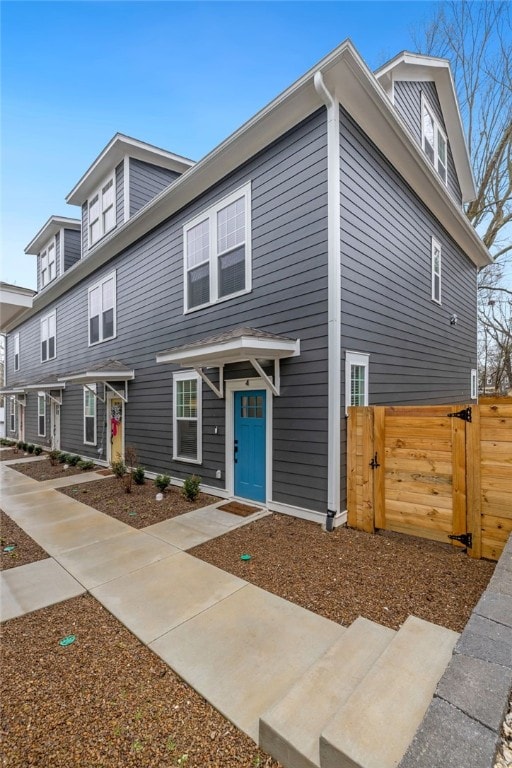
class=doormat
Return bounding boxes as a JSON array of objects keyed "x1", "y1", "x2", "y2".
[{"x1": 218, "y1": 501, "x2": 262, "y2": 517}]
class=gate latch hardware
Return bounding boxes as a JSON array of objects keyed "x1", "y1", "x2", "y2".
[
  {"x1": 448, "y1": 532, "x2": 473, "y2": 548},
  {"x1": 369, "y1": 452, "x2": 380, "y2": 470},
  {"x1": 448, "y1": 407, "x2": 472, "y2": 422}
]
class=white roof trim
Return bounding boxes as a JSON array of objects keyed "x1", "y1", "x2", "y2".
[
  {"x1": 66, "y1": 134, "x2": 195, "y2": 205},
  {"x1": 25, "y1": 216, "x2": 81, "y2": 255},
  {"x1": 58, "y1": 369, "x2": 135, "y2": 384},
  {"x1": 22, "y1": 382, "x2": 66, "y2": 391},
  {"x1": 156, "y1": 336, "x2": 300, "y2": 367}
]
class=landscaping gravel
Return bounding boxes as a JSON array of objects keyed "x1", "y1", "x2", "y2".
[
  {"x1": 0, "y1": 449, "x2": 25, "y2": 462},
  {"x1": 58, "y1": 477, "x2": 219, "y2": 529},
  {"x1": 0, "y1": 509, "x2": 48, "y2": 571},
  {"x1": 0, "y1": 594, "x2": 280, "y2": 768},
  {"x1": 190, "y1": 515, "x2": 495, "y2": 633},
  {"x1": 11, "y1": 458, "x2": 98, "y2": 481}
]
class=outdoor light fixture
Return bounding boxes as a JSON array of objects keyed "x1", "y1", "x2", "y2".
[{"x1": 450, "y1": 314, "x2": 458, "y2": 325}]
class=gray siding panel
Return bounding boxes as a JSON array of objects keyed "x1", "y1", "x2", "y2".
[
  {"x1": 116, "y1": 161, "x2": 124, "y2": 226},
  {"x1": 55, "y1": 232, "x2": 61, "y2": 280},
  {"x1": 64, "y1": 228, "x2": 81, "y2": 271},
  {"x1": 5, "y1": 110, "x2": 329, "y2": 513},
  {"x1": 339, "y1": 104, "x2": 477, "y2": 508},
  {"x1": 82, "y1": 203, "x2": 88, "y2": 254},
  {"x1": 394, "y1": 80, "x2": 462, "y2": 204},
  {"x1": 129, "y1": 159, "x2": 180, "y2": 216}
]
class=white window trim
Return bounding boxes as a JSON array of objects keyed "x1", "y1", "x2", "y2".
[
  {"x1": 40, "y1": 310, "x2": 57, "y2": 363},
  {"x1": 172, "y1": 370, "x2": 202, "y2": 464},
  {"x1": 88, "y1": 270, "x2": 117, "y2": 346},
  {"x1": 471, "y1": 369, "x2": 478, "y2": 400},
  {"x1": 431, "y1": 236, "x2": 442, "y2": 304},
  {"x1": 88, "y1": 172, "x2": 116, "y2": 249},
  {"x1": 421, "y1": 93, "x2": 448, "y2": 185},
  {"x1": 38, "y1": 393, "x2": 46, "y2": 437},
  {"x1": 83, "y1": 384, "x2": 97, "y2": 445},
  {"x1": 183, "y1": 182, "x2": 252, "y2": 313},
  {"x1": 40, "y1": 236, "x2": 57, "y2": 288},
  {"x1": 9, "y1": 396, "x2": 16, "y2": 433},
  {"x1": 14, "y1": 334, "x2": 19, "y2": 372},
  {"x1": 345, "y1": 351, "x2": 370, "y2": 415}
]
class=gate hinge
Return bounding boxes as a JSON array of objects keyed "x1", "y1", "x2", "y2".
[
  {"x1": 448, "y1": 532, "x2": 473, "y2": 548},
  {"x1": 448, "y1": 407, "x2": 472, "y2": 422},
  {"x1": 369, "y1": 452, "x2": 380, "y2": 469}
]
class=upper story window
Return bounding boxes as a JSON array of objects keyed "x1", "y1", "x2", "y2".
[
  {"x1": 184, "y1": 183, "x2": 251, "y2": 312},
  {"x1": 431, "y1": 237, "x2": 442, "y2": 304},
  {"x1": 88, "y1": 271, "x2": 116, "y2": 345},
  {"x1": 345, "y1": 351, "x2": 370, "y2": 415},
  {"x1": 89, "y1": 175, "x2": 116, "y2": 247},
  {"x1": 41, "y1": 310, "x2": 56, "y2": 362},
  {"x1": 40, "y1": 238, "x2": 56, "y2": 287},
  {"x1": 421, "y1": 96, "x2": 447, "y2": 184},
  {"x1": 14, "y1": 334, "x2": 19, "y2": 372}
]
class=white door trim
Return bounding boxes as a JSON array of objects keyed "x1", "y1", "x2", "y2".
[
  {"x1": 106, "y1": 391, "x2": 125, "y2": 463},
  {"x1": 50, "y1": 400, "x2": 61, "y2": 450},
  {"x1": 225, "y1": 377, "x2": 272, "y2": 504}
]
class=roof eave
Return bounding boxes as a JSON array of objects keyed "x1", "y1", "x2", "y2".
[{"x1": 25, "y1": 216, "x2": 82, "y2": 255}]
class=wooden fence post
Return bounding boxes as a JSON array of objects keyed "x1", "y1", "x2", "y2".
[
  {"x1": 465, "y1": 404, "x2": 482, "y2": 559},
  {"x1": 373, "y1": 406, "x2": 385, "y2": 530}
]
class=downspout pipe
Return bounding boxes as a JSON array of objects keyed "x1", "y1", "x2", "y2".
[{"x1": 314, "y1": 71, "x2": 342, "y2": 532}]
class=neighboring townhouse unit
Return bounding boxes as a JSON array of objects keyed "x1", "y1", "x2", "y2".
[{"x1": 2, "y1": 41, "x2": 491, "y2": 527}]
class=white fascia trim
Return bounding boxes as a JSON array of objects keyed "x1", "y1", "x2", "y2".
[
  {"x1": 123, "y1": 156, "x2": 130, "y2": 223},
  {"x1": 25, "y1": 216, "x2": 81, "y2": 255},
  {"x1": 157, "y1": 337, "x2": 300, "y2": 366},
  {"x1": 314, "y1": 71, "x2": 341, "y2": 516},
  {"x1": 23, "y1": 382, "x2": 66, "y2": 391},
  {"x1": 58, "y1": 370, "x2": 134, "y2": 384},
  {"x1": 267, "y1": 499, "x2": 346, "y2": 526}
]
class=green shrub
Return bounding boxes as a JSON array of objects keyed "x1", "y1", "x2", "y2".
[
  {"x1": 68, "y1": 454, "x2": 81, "y2": 466},
  {"x1": 182, "y1": 475, "x2": 201, "y2": 501},
  {"x1": 17, "y1": 441, "x2": 24, "y2": 450},
  {"x1": 77, "y1": 459, "x2": 94, "y2": 470},
  {"x1": 133, "y1": 467, "x2": 145, "y2": 485},
  {"x1": 154, "y1": 474, "x2": 171, "y2": 492},
  {"x1": 22, "y1": 442, "x2": 28, "y2": 451},
  {"x1": 48, "y1": 449, "x2": 60, "y2": 466},
  {"x1": 111, "y1": 459, "x2": 126, "y2": 478},
  {"x1": 34, "y1": 445, "x2": 43, "y2": 455},
  {"x1": 27, "y1": 444, "x2": 35, "y2": 454},
  {"x1": 58, "y1": 452, "x2": 68, "y2": 463}
]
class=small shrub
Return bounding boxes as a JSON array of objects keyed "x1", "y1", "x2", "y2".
[
  {"x1": 133, "y1": 467, "x2": 145, "y2": 485},
  {"x1": 34, "y1": 445, "x2": 43, "y2": 455},
  {"x1": 26, "y1": 444, "x2": 35, "y2": 454},
  {"x1": 154, "y1": 474, "x2": 171, "y2": 492},
  {"x1": 48, "y1": 449, "x2": 60, "y2": 466},
  {"x1": 68, "y1": 454, "x2": 81, "y2": 466},
  {"x1": 111, "y1": 459, "x2": 126, "y2": 478},
  {"x1": 182, "y1": 475, "x2": 201, "y2": 501},
  {"x1": 58, "y1": 452, "x2": 69, "y2": 463},
  {"x1": 77, "y1": 459, "x2": 94, "y2": 470}
]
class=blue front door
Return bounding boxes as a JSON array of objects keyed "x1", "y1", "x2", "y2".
[{"x1": 234, "y1": 390, "x2": 266, "y2": 502}]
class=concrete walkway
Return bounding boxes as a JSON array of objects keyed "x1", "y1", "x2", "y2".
[{"x1": 0, "y1": 461, "x2": 341, "y2": 741}]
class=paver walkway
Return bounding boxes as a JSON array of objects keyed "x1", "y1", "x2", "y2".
[{"x1": 0, "y1": 461, "x2": 341, "y2": 741}]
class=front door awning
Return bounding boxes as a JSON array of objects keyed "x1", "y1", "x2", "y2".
[
  {"x1": 58, "y1": 359, "x2": 135, "y2": 403},
  {"x1": 156, "y1": 327, "x2": 300, "y2": 397}
]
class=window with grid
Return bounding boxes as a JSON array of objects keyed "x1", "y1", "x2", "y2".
[
  {"x1": 40, "y1": 239, "x2": 56, "y2": 287},
  {"x1": 14, "y1": 334, "x2": 19, "y2": 372},
  {"x1": 345, "y1": 351, "x2": 369, "y2": 414},
  {"x1": 89, "y1": 175, "x2": 116, "y2": 247},
  {"x1": 83, "y1": 385, "x2": 97, "y2": 445},
  {"x1": 38, "y1": 395, "x2": 46, "y2": 437},
  {"x1": 88, "y1": 272, "x2": 116, "y2": 344},
  {"x1": 41, "y1": 311, "x2": 56, "y2": 362},
  {"x1": 184, "y1": 183, "x2": 251, "y2": 311},
  {"x1": 173, "y1": 373, "x2": 201, "y2": 462},
  {"x1": 431, "y1": 237, "x2": 442, "y2": 303},
  {"x1": 422, "y1": 97, "x2": 447, "y2": 184}
]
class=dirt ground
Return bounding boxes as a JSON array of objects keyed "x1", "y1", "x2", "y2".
[
  {"x1": 190, "y1": 514, "x2": 495, "y2": 633},
  {"x1": 10, "y1": 458, "x2": 98, "y2": 481},
  {"x1": 0, "y1": 449, "x2": 26, "y2": 462},
  {"x1": 57, "y1": 477, "x2": 219, "y2": 529},
  {"x1": 0, "y1": 510, "x2": 48, "y2": 571}
]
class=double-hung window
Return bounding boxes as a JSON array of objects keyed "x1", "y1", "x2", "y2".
[
  {"x1": 88, "y1": 271, "x2": 116, "y2": 344},
  {"x1": 83, "y1": 385, "x2": 97, "y2": 445},
  {"x1": 471, "y1": 369, "x2": 478, "y2": 400},
  {"x1": 9, "y1": 397, "x2": 16, "y2": 433},
  {"x1": 345, "y1": 351, "x2": 370, "y2": 414},
  {"x1": 422, "y1": 96, "x2": 447, "y2": 184},
  {"x1": 431, "y1": 237, "x2": 442, "y2": 304},
  {"x1": 38, "y1": 394, "x2": 46, "y2": 437},
  {"x1": 88, "y1": 175, "x2": 116, "y2": 247},
  {"x1": 173, "y1": 372, "x2": 202, "y2": 463},
  {"x1": 14, "y1": 334, "x2": 19, "y2": 372},
  {"x1": 40, "y1": 238, "x2": 56, "y2": 287},
  {"x1": 184, "y1": 183, "x2": 251, "y2": 311},
  {"x1": 41, "y1": 310, "x2": 56, "y2": 362}
]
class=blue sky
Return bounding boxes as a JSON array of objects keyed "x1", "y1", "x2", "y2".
[{"x1": 1, "y1": 0, "x2": 440, "y2": 289}]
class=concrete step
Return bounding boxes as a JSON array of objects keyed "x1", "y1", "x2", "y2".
[
  {"x1": 259, "y1": 617, "x2": 396, "y2": 768},
  {"x1": 319, "y1": 615, "x2": 459, "y2": 768}
]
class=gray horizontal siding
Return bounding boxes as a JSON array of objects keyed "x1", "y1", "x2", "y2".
[
  {"x1": 116, "y1": 161, "x2": 124, "y2": 226},
  {"x1": 81, "y1": 203, "x2": 88, "y2": 254},
  {"x1": 394, "y1": 80, "x2": 462, "y2": 204},
  {"x1": 64, "y1": 229, "x2": 81, "y2": 271},
  {"x1": 339, "y1": 104, "x2": 477, "y2": 508},
  {"x1": 5, "y1": 109, "x2": 329, "y2": 513},
  {"x1": 129, "y1": 158, "x2": 180, "y2": 216}
]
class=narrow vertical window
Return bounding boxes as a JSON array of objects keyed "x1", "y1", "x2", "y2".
[
  {"x1": 38, "y1": 394, "x2": 46, "y2": 437},
  {"x1": 102, "y1": 178, "x2": 115, "y2": 233},
  {"x1": 432, "y1": 237, "x2": 442, "y2": 304},
  {"x1": 14, "y1": 334, "x2": 19, "y2": 372},
  {"x1": 9, "y1": 397, "x2": 16, "y2": 433},
  {"x1": 186, "y1": 219, "x2": 210, "y2": 309},
  {"x1": 89, "y1": 194, "x2": 100, "y2": 245},
  {"x1": 41, "y1": 311, "x2": 56, "y2": 361},
  {"x1": 84, "y1": 385, "x2": 97, "y2": 445},
  {"x1": 40, "y1": 238, "x2": 56, "y2": 287},
  {"x1": 471, "y1": 369, "x2": 478, "y2": 400},
  {"x1": 88, "y1": 174, "x2": 116, "y2": 248},
  {"x1": 345, "y1": 351, "x2": 370, "y2": 415},
  {"x1": 88, "y1": 272, "x2": 116, "y2": 344},
  {"x1": 422, "y1": 95, "x2": 448, "y2": 186},
  {"x1": 173, "y1": 373, "x2": 202, "y2": 463},
  {"x1": 47, "y1": 240, "x2": 56, "y2": 282}
]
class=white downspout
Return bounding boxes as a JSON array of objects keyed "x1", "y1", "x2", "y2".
[{"x1": 314, "y1": 71, "x2": 341, "y2": 526}]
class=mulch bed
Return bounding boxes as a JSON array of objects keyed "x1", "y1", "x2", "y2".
[
  {"x1": 190, "y1": 515, "x2": 495, "y2": 633},
  {"x1": 11, "y1": 459, "x2": 99, "y2": 481},
  {"x1": 57, "y1": 477, "x2": 219, "y2": 529},
  {"x1": 0, "y1": 594, "x2": 279, "y2": 768},
  {"x1": 0, "y1": 510, "x2": 48, "y2": 571},
  {"x1": 0, "y1": 449, "x2": 26, "y2": 462}
]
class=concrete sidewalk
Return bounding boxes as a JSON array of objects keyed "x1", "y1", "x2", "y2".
[{"x1": 0, "y1": 461, "x2": 341, "y2": 741}]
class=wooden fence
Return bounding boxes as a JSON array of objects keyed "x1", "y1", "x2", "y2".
[{"x1": 347, "y1": 400, "x2": 512, "y2": 560}]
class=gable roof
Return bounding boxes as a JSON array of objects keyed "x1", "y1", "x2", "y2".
[
  {"x1": 25, "y1": 216, "x2": 81, "y2": 255},
  {"x1": 374, "y1": 51, "x2": 476, "y2": 203}
]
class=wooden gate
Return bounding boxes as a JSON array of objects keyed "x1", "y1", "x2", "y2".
[{"x1": 347, "y1": 404, "x2": 481, "y2": 557}]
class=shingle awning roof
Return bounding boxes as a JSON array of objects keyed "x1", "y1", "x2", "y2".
[
  {"x1": 156, "y1": 327, "x2": 300, "y2": 367},
  {"x1": 57, "y1": 359, "x2": 135, "y2": 385}
]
